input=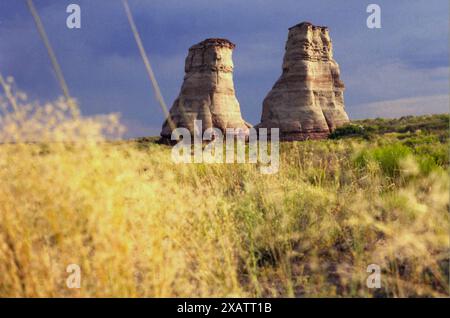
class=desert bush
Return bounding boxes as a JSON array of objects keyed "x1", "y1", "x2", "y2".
[
  {"x1": 354, "y1": 143, "x2": 412, "y2": 178},
  {"x1": 329, "y1": 123, "x2": 372, "y2": 139}
]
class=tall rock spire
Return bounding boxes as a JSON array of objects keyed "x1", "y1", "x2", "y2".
[
  {"x1": 161, "y1": 38, "x2": 250, "y2": 139},
  {"x1": 257, "y1": 22, "x2": 350, "y2": 140}
]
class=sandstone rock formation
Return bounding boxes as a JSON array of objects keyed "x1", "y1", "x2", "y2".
[
  {"x1": 257, "y1": 22, "x2": 350, "y2": 140},
  {"x1": 161, "y1": 38, "x2": 250, "y2": 139}
]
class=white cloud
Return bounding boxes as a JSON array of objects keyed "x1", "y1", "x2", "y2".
[
  {"x1": 344, "y1": 63, "x2": 448, "y2": 105},
  {"x1": 349, "y1": 94, "x2": 449, "y2": 119}
]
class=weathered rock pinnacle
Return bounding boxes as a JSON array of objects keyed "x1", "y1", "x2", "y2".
[
  {"x1": 257, "y1": 22, "x2": 350, "y2": 140},
  {"x1": 161, "y1": 38, "x2": 251, "y2": 139}
]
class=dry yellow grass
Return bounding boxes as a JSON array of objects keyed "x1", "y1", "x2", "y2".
[{"x1": 0, "y1": 81, "x2": 448, "y2": 297}]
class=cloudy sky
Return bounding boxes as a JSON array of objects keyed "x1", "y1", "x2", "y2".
[{"x1": 0, "y1": 0, "x2": 448, "y2": 137}]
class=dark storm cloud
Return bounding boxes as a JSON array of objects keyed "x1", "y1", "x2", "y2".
[{"x1": 0, "y1": 0, "x2": 448, "y2": 137}]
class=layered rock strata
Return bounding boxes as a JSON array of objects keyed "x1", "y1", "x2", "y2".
[
  {"x1": 161, "y1": 38, "x2": 250, "y2": 139},
  {"x1": 257, "y1": 22, "x2": 350, "y2": 140}
]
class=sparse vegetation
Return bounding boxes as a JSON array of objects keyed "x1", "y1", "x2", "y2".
[
  {"x1": 0, "y1": 83, "x2": 448, "y2": 297},
  {"x1": 332, "y1": 114, "x2": 449, "y2": 141}
]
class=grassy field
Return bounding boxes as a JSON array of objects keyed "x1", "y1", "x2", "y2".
[{"x1": 0, "y1": 90, "x2": 448, "y2": 297}]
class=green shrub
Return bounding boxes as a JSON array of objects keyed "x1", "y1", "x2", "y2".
[
  {"x1": 330, "y1": 124, "x2": 372, "y2": 139},
  {"x1": 354, "y1": 144, "x2": 412, "y2": 178}
]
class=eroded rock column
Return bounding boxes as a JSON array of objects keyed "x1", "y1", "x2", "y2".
[
  {"x1": 161, "y1": 38, "x2": 250, "y2": 139},
  {"x1": 257, "y1": 22, "x2": 350, "y2": 141}
]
